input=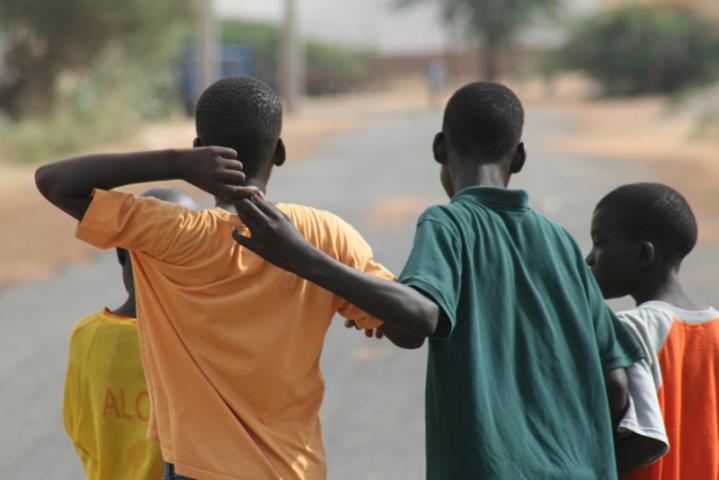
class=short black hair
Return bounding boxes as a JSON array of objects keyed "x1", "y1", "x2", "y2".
[
  {"x1": 195, "y1": 76, "x2": 283, "y2": 177},
  {"x1": 443, "y1": 82, "x2": 524, "y2": 160},
  {"x1": 596, "y1": 183, "x2": 698, "y2": 263}
]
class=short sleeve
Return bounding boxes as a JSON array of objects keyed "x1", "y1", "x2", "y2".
[
  {"x1": 398, "y1": 216, "x2": 461, "y2": 338},
  {"x1": 616, "y1": 307, "x2": 673, "y2": 450},
  {"x1": 76, "y1": 189, "x2": 211, "y2": 265},
  {"x1": 584, "y1": 269, "x2": 644, "y2": 370},
  {"x1": 618, "y1": 359, "x2": 669, "y2": 452},
  {"x1": 308, "y1": 209, "x2": 394, "y2": 329}
]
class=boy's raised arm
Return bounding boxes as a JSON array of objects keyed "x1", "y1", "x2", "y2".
[
  {"x1": 35, "y1": 147, "x2": 257, "y2": 220},
  {"x1": 232, "y1": 196, "x2": 442, "y2": 339}
]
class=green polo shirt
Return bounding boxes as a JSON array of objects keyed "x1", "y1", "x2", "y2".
[{"x1": 398, "y1": 187, "x2": 643, "y2": 480}]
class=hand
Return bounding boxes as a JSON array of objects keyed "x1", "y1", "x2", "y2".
[
  {"x1": 178, "y1": 146, "x2": 261, "y2": 201},
  {"x1": 345, "y1": 319, "x2": 385, "y2": 339},
  {"x1": 232, "y1": 195, "x2": 316, "y2": 273}
]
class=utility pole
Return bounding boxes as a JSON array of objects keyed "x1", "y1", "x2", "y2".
[
  {"x1": 279, "y1": 0, "x2": 303, "y2": 113},
  {"x1": 193, "y1": 0, "x2": 220, "y2": 107}
]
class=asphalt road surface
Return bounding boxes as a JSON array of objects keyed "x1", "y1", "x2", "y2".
[{"x1": 1, "y1": 105, "x2": 716, "y2": 479}]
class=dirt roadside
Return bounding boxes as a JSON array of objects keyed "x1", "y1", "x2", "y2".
[
  {"x1": 517, "y1": 76, "x2": 719, "y2": 244},
  {"x1": 1, "y1": 77, "x2": 717, "y2": 288}
]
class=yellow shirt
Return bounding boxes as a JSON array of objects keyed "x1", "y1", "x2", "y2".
[
  {"x1": 63, "y1": 309, "x2": 164, "y2": 480},
  {"x1": 76, "y1": 189, "x2": 393, "y2": 480}
]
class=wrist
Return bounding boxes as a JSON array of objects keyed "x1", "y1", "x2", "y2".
[
  {"x1": 169, "y1": 148, "x2": 191, "y2": 180},
  {"x1": 290, "y1": 243, "x2": 326, "y2": 279}
]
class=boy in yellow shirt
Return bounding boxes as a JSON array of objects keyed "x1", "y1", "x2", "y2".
[
  {"x1": 63, "y1": 187, "x2": 199, "y2": 480},
  {"x1": 38, "y1": 77, "x2": 393, "y2": 480}
]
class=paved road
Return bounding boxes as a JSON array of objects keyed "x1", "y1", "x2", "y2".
[{"x1": 1, "y1": 106, "x2": 716, "y2": 479}]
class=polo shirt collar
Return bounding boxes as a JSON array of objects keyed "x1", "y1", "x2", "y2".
[{"x1": 452, "y1": 186, "x2": 529, "y2": 209}]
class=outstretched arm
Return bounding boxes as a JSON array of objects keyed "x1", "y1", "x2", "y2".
[
  {"x1": 232, "y1": 196, "x2": 442, "y2": 338},
  {"x1": 35, "y1": 147, "x2": 257, "y2": 220}
]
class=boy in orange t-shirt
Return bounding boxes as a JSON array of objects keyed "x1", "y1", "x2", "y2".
[
  {"x1": 37, "y1": 77, "x2": 393, "y2": 480},
  {"x1": 586, "y1": 182, "x2": 719, "y2": 479},
  {"x1": 64, "y1": 187, "x2": 198, "y2": 480}
]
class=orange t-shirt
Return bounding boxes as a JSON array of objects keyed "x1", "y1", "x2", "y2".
[
  {"x1": 76, "y1": 189, "x2": 393, "y2": 480},
  {"x1": 618, "y1": 301, "x2": 719, "y2": 480}
]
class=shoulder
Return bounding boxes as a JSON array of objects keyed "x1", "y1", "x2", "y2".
[
  {"x1": 279, "y1": 203, "x2": 372, "y2": 254},
  {"x1": 68, "y1": 310, "x2": 108, "y2": 356},
  {"x1": 416, "y1": 204, "x2": 462, "y2": 238},
  {"x1": 617, "y1": 305, "x2": 674, "y2": 355},
  {"x1": 279, "y1": 203, "x2": 360, "y2": 236}
]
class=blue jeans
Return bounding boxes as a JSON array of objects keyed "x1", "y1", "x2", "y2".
[{"x1": 163, "y1": 463, "x2": 194, "y2": 480}]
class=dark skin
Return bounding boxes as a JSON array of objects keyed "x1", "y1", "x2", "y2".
[
  {"x1": 231, "y1": 132, "x2": 527, "y2": 344},
  {"x1": 34, "y1": 140, "x2": 277, "y2": 221},
  {"x1": 586, "y1": 207, "x2": 699, "y2": 475},
  {"x1": 587, "y1": 208, "x2": 702, "y2": 310},
  {"x1": 113, "y1": 251, "x2": 137, "y2": 318},
  {"x1": 231, "y1": 128, "x2": 630, "y2": 432}
]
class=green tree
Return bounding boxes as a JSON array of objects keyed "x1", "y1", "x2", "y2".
[
  {"x1": 397, "y1": 0, "x2": 560, "y2": 80},
  {"x1": 560, "y1": 6, "x2": 719, "y2": 95},
  {"x1": 0, "y1": 0, "x2": 190, "y2": 118}
]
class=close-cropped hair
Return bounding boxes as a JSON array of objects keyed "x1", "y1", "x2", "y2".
[
  {"x1": 195, "y1": 76, "x2": 283, "y2": 177},
  {"x1": 443, "y1": 82, "x2": 524, "y2": 161},
  {"x1": 597, "y1": 182, "x2": 698, "y2": 263}
]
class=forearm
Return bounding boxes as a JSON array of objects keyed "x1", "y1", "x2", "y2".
[
  {"x1": 615, "y1": 433, "x2": 666, "y2": 476},
  {"x1": 605, "y1": 368, "x2": 629, "y2": 428},
  {"x1": 380, "y1": 324, "x2": 426, "y2": 349},
  {"x1": 298, "y1": 249, "x2": 440, "y2": 338},
  {"x1": 35, "y1": 149, "x2": 183, "y2": 219}
]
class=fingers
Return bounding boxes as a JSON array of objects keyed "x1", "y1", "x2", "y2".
[
  {"x1": 235, "y1": 197, "x2": 267, "y2": 224},
  {"x1": 235, "y1": 199, "x2": 262, "y2": 233},
  {"x1": 216, "y1": 169, "x2": 246, "y2": 184},
  {"x1": 344, "y1": 320, "x2": 360, "y2": 330},
  {"x1": 232, "y1": 227, "x2": 258, "y2": 251},
  {"x1": 251, "y1": 195, "x2": 283, "y2": 220},
  {"x1": 211, "y1": 146, "x2": 238, "y2": 159}
]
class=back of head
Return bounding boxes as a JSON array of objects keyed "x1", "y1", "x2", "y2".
[
  {"x1": 597, "y1": 182, "x2": 698, "y2": 264},
  {"x1": 195, "y1": 77, "x2": 283, "y2": 177},
  {"x1": 443, "y1": 82, "x2": 524, "y2": 161}
]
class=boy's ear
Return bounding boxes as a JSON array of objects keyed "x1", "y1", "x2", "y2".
[
  {"x1": 510, "y1": 142, "x2": 526, "y2": 174},
  {"x1": 274, "y1": 138, "x2": 286, "y2": 166},
  {"x1": 193, "y1": 137, "x2": 203, "y2": 148},
  {"x1": 638, "y1": 241, "x2": 656, "y2": 268},
  {"x1": 433, "y1": 132, "x2": 447, "y2": 164}
]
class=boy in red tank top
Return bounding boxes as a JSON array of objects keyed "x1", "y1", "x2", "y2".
[{"x1": 586, "y1": 182, "x2": 719, "y2": 479}]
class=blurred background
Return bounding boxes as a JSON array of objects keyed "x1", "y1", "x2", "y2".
[{"x1": 0, "y1": 0, "x2": 717, "y2": 478}]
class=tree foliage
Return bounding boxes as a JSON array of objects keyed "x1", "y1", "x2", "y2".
[
  {"x1": 560, "y1": 6, "x2": 719, "y2": 96},
  {"x1": 221, "y1": 20, "x2": 371, "y2": 95},
  {"x1": 0, "y1": 0, "x2": 190, "y2": 117},
  {"x1": 396, "y1": 0, "x2": 560, "y2": 79}
]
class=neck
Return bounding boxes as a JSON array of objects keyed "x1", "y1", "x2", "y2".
[
  {"x1": 113, "y1": 294, "x2": 136, "y2": 318},
  {"x1": 452, "y1": 161, "x2": 509, "y2": 195},
  {"x1": 216, "y1": 176, "x2": 268, "y2": 211},
  {"x1": 632, "y1": 268, "x2": 701, "y2": 310}
]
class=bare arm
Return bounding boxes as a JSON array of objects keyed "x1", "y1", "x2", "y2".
[
  {"x1": 232, "y1": 196, "x2": 442, "y2": 338},
  {"x1": 35, "y1": 147, "x2": 256, "y2": 220},
  {"x1": 615, "y1": 432, "x2": 667, "y2": 477},
  {"x1": 379, "y1": 324, "x2": 426, "y2": 349},
  {"x1": 605, "y1": 367, "x2": 629, "y2": 428}
]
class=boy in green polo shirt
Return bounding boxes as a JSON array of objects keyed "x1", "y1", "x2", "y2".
[{"x1": 232, "y1": 82, "x2": 643, "y2": 479}]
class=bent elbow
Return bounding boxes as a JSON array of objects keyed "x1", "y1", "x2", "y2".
[{"x1": 35, "y1": 165, "x2": 55, "y2": 200}]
